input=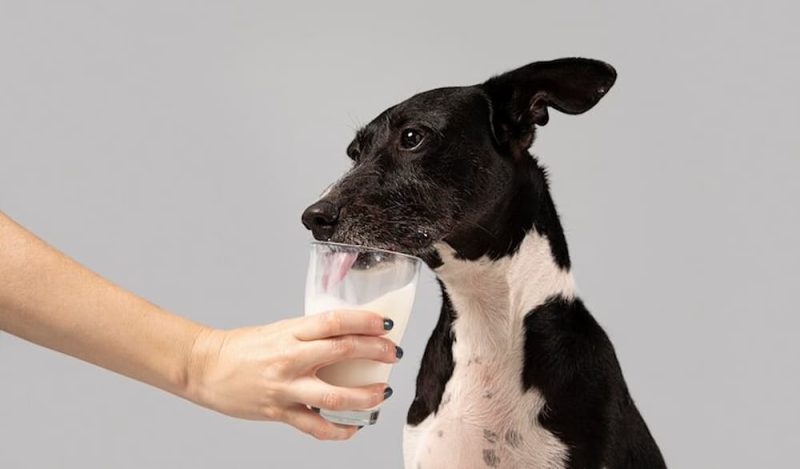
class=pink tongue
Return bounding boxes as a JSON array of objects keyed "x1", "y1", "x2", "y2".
[{"x1": 322, "y1": 252, "x2": 358, "y2": 291}]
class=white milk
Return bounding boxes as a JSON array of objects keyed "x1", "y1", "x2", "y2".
[{"x1": 305, "y1": 282, "x2": 417, "y2": 387}]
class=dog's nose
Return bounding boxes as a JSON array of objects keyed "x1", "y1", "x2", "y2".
[{"x1": 301, "y1": 200, "x2": 340, "y2": 240}]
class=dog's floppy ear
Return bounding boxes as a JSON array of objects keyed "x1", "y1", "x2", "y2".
[{"x1": 481, "y1": 58, "x2": 616, "y2": 152}]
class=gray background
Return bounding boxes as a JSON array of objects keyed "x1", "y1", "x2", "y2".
[{"x1": 1, "y1": 1, "x2": 798, "y2": 468}]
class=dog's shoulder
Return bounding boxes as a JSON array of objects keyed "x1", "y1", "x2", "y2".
[
  {"x1": 522, "y1": 294, "x2": 615, "y2": 391},
  {"x1": 523, "y1": 295, "x2": 666, "y2": 468}
]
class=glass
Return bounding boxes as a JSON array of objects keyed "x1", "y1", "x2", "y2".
[{"x1": 304, "y1": 241, "x2": 421, "y2": 426}]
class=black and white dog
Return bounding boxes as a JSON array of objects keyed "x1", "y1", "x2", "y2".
[{"x1": 302, "y1": 58, "x2": 666, "y2": 469}]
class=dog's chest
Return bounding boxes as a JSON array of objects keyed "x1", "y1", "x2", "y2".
[
  {"x1": 403, "y1": 237, "x2": 574, "y2": 469},
  {"x1": 403, "y1": 361, "x2": 568, "y2": 469}
]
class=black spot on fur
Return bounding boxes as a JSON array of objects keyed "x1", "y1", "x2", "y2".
[
  {"x1": 505, "y1": 430, "x2": 522, "y2": 449},
  {"x1": 437, "y1": 430, "x2": 444, "y2": 438},
  {"x1": 482, "y1": 449, "x2": 500, "y2": 467},
  {"x1": 483, "y1": 429, "x2": 498, "y2": 444}
]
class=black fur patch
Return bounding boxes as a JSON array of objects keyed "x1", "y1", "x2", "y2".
[
  {"x1": 443, "y1": 155, "x2": 571, "y2": 268},
  {"x1": 303, "y1": 59, "x2": 615, "y2": 266},
  {"x1": 523, "y1": 296, "x2": 666, "y2": 468},
  {"x1": 406, "y1": 280, "x2": 456, "y2": 426},
  {"x1": 305, "y1": 58, "x2": 664, "y2": 468},
  {"x1": 505, "y1": 429, "x2": 522, "y2": 448},
  {"x1": 483, "y1": 449, "x2": 500, "y2": 467}
]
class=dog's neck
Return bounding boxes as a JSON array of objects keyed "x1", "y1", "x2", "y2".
[{"x1": 434, "y1": 231, "x2": 575, "y2": 361}]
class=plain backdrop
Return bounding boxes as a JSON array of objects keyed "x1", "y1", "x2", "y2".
[{"x1": 1, "y1": 1, "x2": 798, "y2": 468}]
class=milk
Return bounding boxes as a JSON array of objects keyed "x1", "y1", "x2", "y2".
[{"x1": 305, "y1": 281, "x2": 417, "y2": 387}]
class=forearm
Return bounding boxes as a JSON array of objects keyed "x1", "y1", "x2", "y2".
[
  {"x1": 0, "y1": 211, "x2": 398, "y2": 438},
  {"x1": 0, "y1": 212, "x2": 208, "y2": 398}
]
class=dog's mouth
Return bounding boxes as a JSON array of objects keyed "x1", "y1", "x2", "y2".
[
  {"x1": 330, "y1": 234, "x2": 438, "y2": 260},
  {"x1": 320, "y1": 249, "x2": 357, "y2": 289},
  {"x1": 315, "y1": 200, "x2": 452, "y2": 266},
  {"x1": 323, "y1": 243, "x2": 416, "y2": 267},
  {"x1": 322, "y1": 248, "x2": 378, "y2": 272},
  {"x1": 320, "y1": 244, "x2": 420, "y2": 289}
]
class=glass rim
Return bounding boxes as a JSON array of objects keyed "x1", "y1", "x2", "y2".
[{"x1": 310, "y1": 240, "x2": 423, "y2": 264}]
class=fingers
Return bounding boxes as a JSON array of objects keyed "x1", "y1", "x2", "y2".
[
  {"x1": 282, "y1": 404, "x2": 358, "y2": 440},
  {"x1": 294, "y1": 335, "x2": 400, "y2": 371},
  {"x1": 293, "y1": 310, "x2": 393, "y2": 341},
  {"x1": 287, "y1": 377, "x2": 390, "y2": 412}
]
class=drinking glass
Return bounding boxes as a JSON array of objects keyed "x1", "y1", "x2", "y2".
[{"x1": 304, "y1": 241, "x2": 421, "y2": 426}]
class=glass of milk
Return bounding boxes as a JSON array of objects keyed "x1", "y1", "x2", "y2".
[{"x1": 304, "y1": 241, "x2": 422, "y2": 426}]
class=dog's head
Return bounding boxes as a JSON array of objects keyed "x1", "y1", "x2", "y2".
[{"x1": 302, "y1": 58, "x2": 616, "y2": 266}]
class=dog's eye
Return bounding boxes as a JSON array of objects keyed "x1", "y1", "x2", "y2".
[{"x1": 399, "y1": 128, "x2": 425, "y2": 151}]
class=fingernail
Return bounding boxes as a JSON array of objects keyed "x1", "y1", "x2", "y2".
[
  {"x1": 384, "y1": 387, "x2": 393, "y2": 400},
  {"x1": 383, "y1": 318, "x2": 394, "y2": 330},
  {"x1": 395, "y1": 346, "x2": 404, "y2": 359}
]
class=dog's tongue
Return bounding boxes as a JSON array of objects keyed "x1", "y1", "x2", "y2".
[{"x1": 322, "y1": 251, "x2": 358, "y2": 291}]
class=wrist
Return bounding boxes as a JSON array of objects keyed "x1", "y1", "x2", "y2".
[{"x1": 182, "y1": 326, "x2": 224, "y2": 406}]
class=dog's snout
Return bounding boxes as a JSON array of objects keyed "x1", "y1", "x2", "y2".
[{"x1": 301, "y1": 200, "x2": 340, "y2": 240}]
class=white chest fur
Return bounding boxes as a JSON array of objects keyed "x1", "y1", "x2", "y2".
[{"x1": 403, "y1": 233, "x2": 576, "y2": 469}]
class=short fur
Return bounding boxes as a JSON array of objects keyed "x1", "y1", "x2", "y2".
[{"x1": 302, "y1": 58, "x2": 666, "y2": 468}]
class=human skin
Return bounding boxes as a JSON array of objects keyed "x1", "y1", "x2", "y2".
[{"x1": 0, "y1": 211, "x2": 398, "y2": 440}]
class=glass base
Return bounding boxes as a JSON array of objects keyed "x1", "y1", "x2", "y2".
[{"x1": 312, "y1": 407, "x2": 380, "y2": 426}]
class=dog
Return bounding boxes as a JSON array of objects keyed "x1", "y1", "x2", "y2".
[{"x1": 302, "y1": 58, "x2": 666, "y2": 469}]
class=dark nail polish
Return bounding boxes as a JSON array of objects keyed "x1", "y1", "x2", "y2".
[
  {"x1": 383, "y1": 319, "x2": 394, "y2": 330},
  {"x1": 384, "y1": 387, "x2": 393, "y2": 400},
  {"x1": 395, "y1": 346, "x2": 404, "y2": 359}
]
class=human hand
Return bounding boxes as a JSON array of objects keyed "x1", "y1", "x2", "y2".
[{"x1": 185, "y1": 311, "x2": 399, "y2": 440}]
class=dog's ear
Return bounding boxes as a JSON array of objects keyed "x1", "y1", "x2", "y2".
[{"x1": 481, "y1": 58, "x2": 616, "y2": 152}]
